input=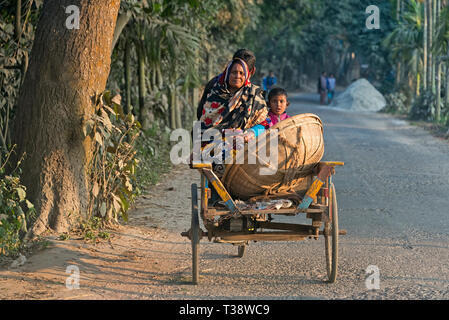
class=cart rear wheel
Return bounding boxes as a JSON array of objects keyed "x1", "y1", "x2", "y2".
[
  {"x1": 237, "y1": 245, "x2": 246, "y2": 258},
  {"x1": 191, "y1": 183, "x2": 200, "y2": 285},
  {"x1": 324, "y1": 183, "x2": 338, "y2": 283}
]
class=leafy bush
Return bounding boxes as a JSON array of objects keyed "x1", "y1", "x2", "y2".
[
  {"x1": 83, "y1": 91, "x2": 140, "y2": 224},
  {"x1": 134, "y1": 123, "x2": 173, "y2": 191},
  {"x1": 382, "y1": 91, "x2": 408, "y2": 114},
  {"x1": 0, "y1": 147, "x2": 35, "y2": 256},
  {"x1": 409, "y1": 90, "x2": 437, "y2": 121}
]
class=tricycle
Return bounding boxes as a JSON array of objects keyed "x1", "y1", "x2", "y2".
[{"x1": 181, "y1": 161, "x2": 345, "y2": 284}]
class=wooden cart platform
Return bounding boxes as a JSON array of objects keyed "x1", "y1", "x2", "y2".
[{"x1": 181, "y1": 161, "x2": 345, "y2": 284}]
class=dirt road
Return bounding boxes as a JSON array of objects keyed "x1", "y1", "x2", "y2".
[{"x1": 1, "y1": 93, "x2": 448, "y2": 300}]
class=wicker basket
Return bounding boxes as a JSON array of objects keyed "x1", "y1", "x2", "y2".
[{"x1": 221, "y1": 113, "x2": 324, "y2": 200}]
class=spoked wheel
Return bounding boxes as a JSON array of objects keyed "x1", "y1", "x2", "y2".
[
  {"x1": 324, "y1": 182, "x2": 339, "y2": 283},
  {"x1": 190, "y1": 183, "x2": 200, "y2": 285},
  {"x1": 237, "y1": 245, "x2": 246, "y2": 258}
]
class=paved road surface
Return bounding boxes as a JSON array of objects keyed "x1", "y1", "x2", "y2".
[{"x1": 146, "y1": 92, "x2": 449, "y2": 300}]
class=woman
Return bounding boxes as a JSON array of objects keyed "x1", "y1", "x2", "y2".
[
  {"x1": 196, "y1": 57, "x2": 269, "y2": 204},
  {"x1": 199, "y1": 58, "x2": 268, "y2": 136}
]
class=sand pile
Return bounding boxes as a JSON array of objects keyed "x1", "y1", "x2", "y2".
[{"x1": 331, "y1": 78, "x2": 386, "y2": 112}]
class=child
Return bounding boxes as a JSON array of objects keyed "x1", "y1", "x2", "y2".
[
  {"x1": 267, "y1": 87, "x2": 290, "y2": 127},
  {"x1": 327, "y1": 73, "x2": 336, "y2": 104},
  {"x1": 244, "y1": 87, "x2": 290, "y2": 140}
]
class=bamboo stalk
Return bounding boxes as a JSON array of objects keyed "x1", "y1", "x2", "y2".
[
  {"x1": 432, "y1": 0, "x2": 437, "y2": 93},
  {"x1": 137, "y1": 42, "x2": 146, "y2": 123},
  {"x1": 124, "y1": 38, "x2": 131, "y2": 115},
  {"x1": 445, "y1": 48, "x2": 449, "y2": 109},
  {"x1": 396, "y1": 0, "x2": 402, "y2": 87},
  {"x1": 436, "y1": 0, "x2": 441, "y2": 121},
  {"x1": 436, "y1": 62, "x2": 442, "y2": 121},
  {"x1": 176, "y1": 90, "x2": 182, "y2": 129},
  {"x1": 428, "y1": 0, "x2": 433, "y2": 93},
  {"x1": 169, "y1": 85, "x2": 177, "y2": 129},
  {"x1": 424, "y1": 0, "x2": 428, "y2": 90},
  {"x1": 15, "y1": 0, "x2": 21, "y2": 40}
]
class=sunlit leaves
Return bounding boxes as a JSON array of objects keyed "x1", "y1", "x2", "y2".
[
  {"x1": 85, "y1": 91, "x2": 140, "y2": 224},
  {"x1": 0, "y1": 147, "x2": 36, "y2": 256}
]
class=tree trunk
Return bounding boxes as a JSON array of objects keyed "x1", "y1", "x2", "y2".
[
  {"x1": 436, "y1": 62, "x2": 442, "y2": 121},
  {"x1": 416, "y1": 73, "x2": 421, "y2": 97},
  {"x1": 15, "y1": 0, "x2": 22, "y2": 40},
  {"x1": 423, "y1": 0, "x2": 428, "y2": 90},
  {"x1": 12, "y1": 0, "x2": 120, "y2": 238},
  {"x1": 192, "y1": 87, "x2": 199, "y2": 118},
  {"x1": 445, "y1": 57, "x2": 449, "y2": 109},
  {"x1": 137, "y1": 42, "x2": 147, "y2": 126},
  {"x1": 111, "y1": 13, "x2": 130, "y2": 53},
  {"x1": 169, "y1": 84, "x2": 177, "y2": 129},
  {"x1": 207, "y1": 52, "x2": 214, "y2": 82},
  {"x1": 124, "y1": 37, "x2": 131, "y2": 115},
  {"x1": 427, "y1": 0, "x2": 433, "y2": 92},
  {"x1": 176, "y1": 90, "x2": 182, "y2": 129},
  {"x1": 432, "y1": 0, "x2": 437, "y2": 93},
  {"x1": 436, "y1": 0, "x2": 441, "y2": 121},
  {"x1": 395, "y1": 0, "x2": 402, "y2": 88}
]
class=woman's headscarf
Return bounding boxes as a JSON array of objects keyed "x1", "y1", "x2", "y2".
[{"x1": 199, "y1": 58, "x2": 268, "y2": 132}]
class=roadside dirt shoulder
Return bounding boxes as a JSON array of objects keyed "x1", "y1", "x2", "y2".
[{"x1": 0, "y1": 165, "x2": 197, "y2": 299}]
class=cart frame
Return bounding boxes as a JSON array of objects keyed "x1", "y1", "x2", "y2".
[{"x1": 181, "y1": 161, "x2": 345, "y2": 284}]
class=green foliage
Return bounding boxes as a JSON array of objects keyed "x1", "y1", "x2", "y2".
[
  {"x1": 0, "y1": 147, "x2": 36, "y2": 256},
  {"x1": 410, "y1": 90, "x2": 436, "y2": 121},
  {"x1": 84, "y1": 91, "x2": 141, "y2": 224},
  {"x1": 434, "y1": 4, "x2": 449, "y2": 57},
  {"x1": 242, "y1": 0, "x2": 394, "y2": 87},
  {"x1": 70, "y1": 217, "x2": 111, "y2": 243},
  {"x1": 0, "y1": 0, "x2": 40, "y2": 151},
  {"x1": 382, "y1": 91, "x2": 408, "y2": 114},
  {"x1": 108, "y1": 0, "x2": 260, "y2": 130},
  {"x1": 134, "y1": 124, "x2": 173, "y2": 191},
  {"x1": 242, "y1": 0, "x2": 314, "y2": 83}
]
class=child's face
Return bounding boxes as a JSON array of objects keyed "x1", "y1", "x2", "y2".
[{"x1": 269, "y1": 94, "x2": 288, "y2": 115}]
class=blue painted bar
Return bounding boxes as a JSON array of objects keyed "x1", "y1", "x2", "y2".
[
  {"x1": 297, "y1": 196, "x2": 313, "y2": 210},
  {"x1": 224, "y1": 199, "x2": 239, "y2": 214}
]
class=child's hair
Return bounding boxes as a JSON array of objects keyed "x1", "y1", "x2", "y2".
[
  {"x1": 233, "y1": 48, "x2": 256, "y2": 73},
  {"x1": 268, "y1": 87, "x2": 288, "y2": 101}
]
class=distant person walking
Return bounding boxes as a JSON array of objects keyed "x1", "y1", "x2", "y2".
[
  {"x1": 327, "y1": 73, "x2": 336, "y2": 104},
  {"x1": 318, "y1": 71, "x2": 327, "y2": 105},
  {"x1": 263, "y1": 71, "x2": 277, "y2": 94}
]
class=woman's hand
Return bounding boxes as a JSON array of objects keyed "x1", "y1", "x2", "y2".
[{"x1": 242, "y1": 130, "x2": 256, "y2": 142}]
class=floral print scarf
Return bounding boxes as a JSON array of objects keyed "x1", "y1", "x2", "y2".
[{"x1": 199, "y1": 58, "x2": 268, "y2": 133}]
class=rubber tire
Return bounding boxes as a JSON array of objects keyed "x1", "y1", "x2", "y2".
[
  {"x1": 191, "y1": 184, "x2": 200, "y2": 285},
  {"x1": 237, "y1": 245, "x2": 246, "y2": 258},
  {"x1": 324, "y1": 183, "x2": 339, "y2": 283}
]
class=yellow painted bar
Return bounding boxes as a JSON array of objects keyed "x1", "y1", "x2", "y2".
[
  {"x1": 320, "y1": 161, "x2": 345, "y2": 167},
  {"x1": 201, "y1": 168, "x2": 239, "y2": 214},
  {"x1": 211, "y1": 180, "x2": 232, "y2": 202},
  {"x1": 305, "y1": 178, "x2": 324, "y2": 198},
  {"x1": 192, "y1": 163, "x2": 213, "y2": 169}
]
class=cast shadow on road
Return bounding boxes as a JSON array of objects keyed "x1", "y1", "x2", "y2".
[
  {"x1": 1, "y1": 272, "x2": 168, "y2": 299},
  {"x1": 0, "y1": 238, "x2": 352, "y2": 300},
  {"x1": 341, "y1": 240, "x2": 449, "y2": 250}
]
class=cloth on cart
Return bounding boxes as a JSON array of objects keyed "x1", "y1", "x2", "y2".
[{"x1": 218, "y1": 199, "x2": 293, "y2": 211}]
